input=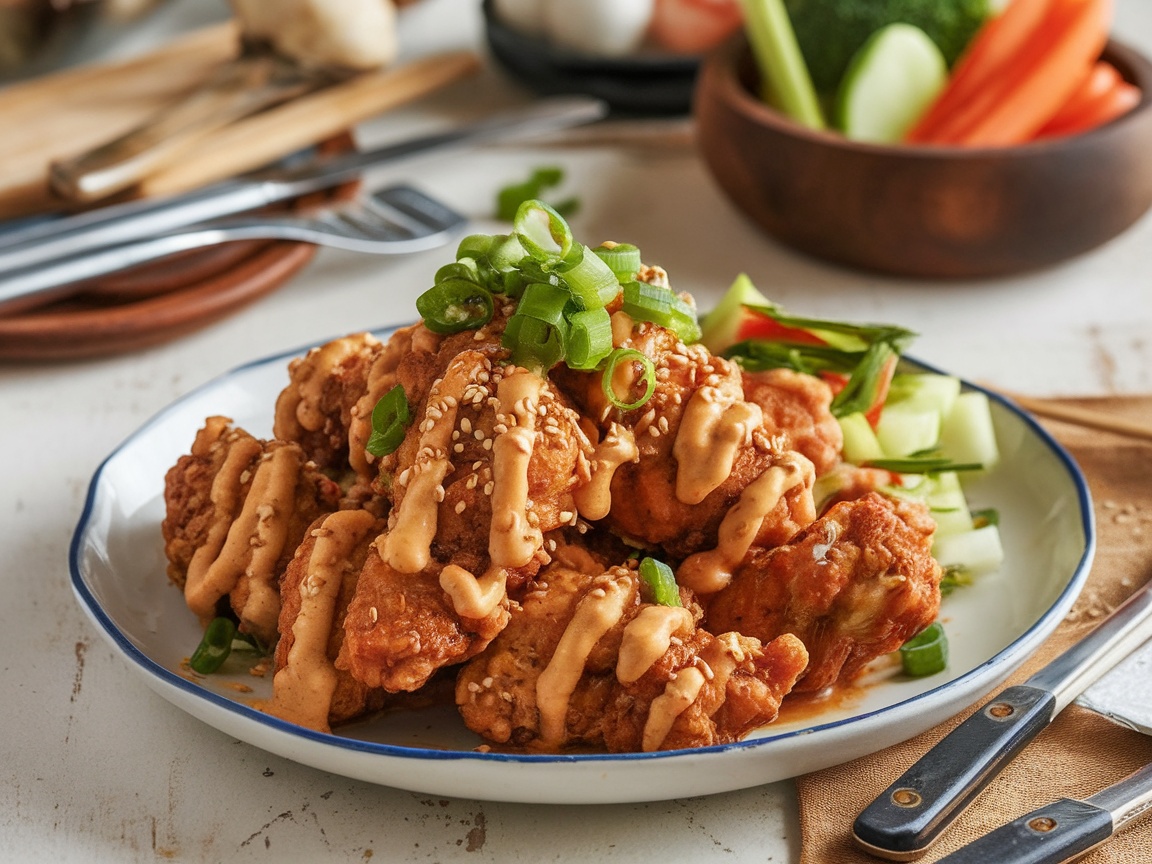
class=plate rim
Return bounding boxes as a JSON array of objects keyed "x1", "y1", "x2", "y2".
[{"x1": 68, "y1": 332, "x2": 1096, "y2": 793}]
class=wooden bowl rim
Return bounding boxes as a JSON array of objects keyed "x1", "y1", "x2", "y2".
[{"x1": 699, "y1": 33, "x2": 1152, "y2": 159}]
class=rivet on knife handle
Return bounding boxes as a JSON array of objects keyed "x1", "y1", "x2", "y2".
[
  {"x1": 852, "y1": 684, "x2": 1057, "y2": 860},
  {"x1": 932, "y1": 798, "x2": 1114, "y2": 864}
]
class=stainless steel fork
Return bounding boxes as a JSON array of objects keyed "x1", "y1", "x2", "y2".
[{"x1": 0, "y1": 184, "x2": 466, "y2": 316}]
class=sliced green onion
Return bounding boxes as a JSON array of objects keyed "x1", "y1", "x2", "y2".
[
  {"x1": 366, "y1": 384, "x2": 412, "y2": 457},
  {"x1": 638, "y1": 557, "x2": 682, "y2": 607},
  {"x1": 593, "y1": 242, "x2": 642, "y2": 281},
  {"x1": 565, "y1": 307, "x2": 613, "y2": 370},
  {"x1": 514, "y1": 199, "x2": 574, "y2": 262},
  {"x1": 503, "y1": 314, "x2": 566, "y2": 372},
  {"x1": 486, "y1": 233, "x2": 528, "y2": 272},
  {"x1": 496, "y1": 166, "x2": 577, "y2": 222},
  {"x1": 515, "y1": 282, "x2": 570, "y2": 327},
  {"x1": 434, "y1": 261, "x2": 480, "y2": 284},
  {"x1": 558, "y1": 244, "x2": 620, "y2": 309},
  {"x1": 456, "y1": 233, "x2": 495, "y2": 261},
  {"x1": 899, "y1": 622, "x2": 948, "y2": 677},
  {"x1": 939, "y1": 566, "x2": 973, "y2": 597},
  {"x1": 621, "y1": 281, "x2": 701, "y2": 343},
  {"x1": 189, "y1": 617, "x2": 237, "y2": 674},
  {"x1": 864, "y1": 456, "x2": 984, "y2": 475},
  {"x1": 416, "y1": 279, "x2": 494, "y2": 334},
  {"x1": 601, "y1": 348, "x2": 657, "y2": 411}
]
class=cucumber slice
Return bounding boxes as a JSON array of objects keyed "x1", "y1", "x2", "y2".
[
  {"x1": 834, "y1": 23, "x2": 948, "y2": 143},
  {"x1": 939, "y1": 391, "x2": 1000, "y2": 470},
  {"x1": 839, "y1": 411, "x2": 885, "y2": 463},
  {"x1": 886, "y1": 373, "x2": 961, "y2": 417},
  {"x1": 933, "y1": 524, "x2": 1004, "y2": 576},
  {"x1": 699, "y1": 273, "x2": 772, "y2": 354},
  {"x1": 876, "y1": 405, "x2": 940, "y2": 458},
  {"x1": 925, "y1": 471, "x2": 976, "y2": 537}
]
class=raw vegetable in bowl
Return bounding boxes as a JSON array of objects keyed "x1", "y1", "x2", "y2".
[{"x1": 738, "y1": 0, "x2": 1142, "y2": 144}]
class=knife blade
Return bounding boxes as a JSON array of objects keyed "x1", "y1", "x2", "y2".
[
  {"x1": 0, "y1": 95, "x2": 607, "y2": 277},
  {"x1": 852, "y1": 580, "x2": 1152, "y2": 860},
  {"x1": 932, "y1": 760, "x2": 1152, "y2": 864}
]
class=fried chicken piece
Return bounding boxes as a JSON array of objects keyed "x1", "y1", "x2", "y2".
[
  {"x1": 162, "y1": 416, "x2": 341, "y2": 645},
  {"x1": 337, "y1": 351, "x2": 594, "y2": 692},
  {"x1": 456, "y1": 555, "x2": 809, "y2": 753},
  {"x1": 267, "y1": 509, "x2": 390, "y2": 732},
  {"x1": 742, "y1": 367, "x2": 843, "y2": 477},
  {"x1": 556, "y1": 316, "x2": 817, "y2": 563},
  {"x1": 706, "y1": 492, "x2": 941, "y2": 693}
]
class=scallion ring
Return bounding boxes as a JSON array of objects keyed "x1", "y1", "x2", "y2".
[
  {"x1": 638, "y1": 557, "x2": 682, "y2": 607},
  {"x1": 513, "y1": 199, "x2": 574, "y2": 262},
  {"x1": 416, "y1": 278, "x2": 494, "y2": 334},
  {"x1": 515, "y1": 281, "x2": 570, "y2": 327},
  {"x1": 503, "y1": 313, "x2": 566, "y2": 372},
  {"x1": 564, "y1": 307, "x2": 613, "y2": 370},
  {"x1": 455, "y1": 233, "x2": 495, "y2": 262},
  {"x1": 558, "y1": 243, "x2": 620, "y2": 309},
  {"x1": 366, "y1": 384, "x2": 412, "y2": 458},
  {"x1": 899, "y1": 622, "x2": 948, "y2": 677},
  {"x1": 593, "y1": 242, "x2": 642, "y2": 281},
  {"x1": 189, "y1": 617, "x2": 237, "y2": 674},
  {"x1": 601, "y1": 348, "x2": 657, "y2": 411}
]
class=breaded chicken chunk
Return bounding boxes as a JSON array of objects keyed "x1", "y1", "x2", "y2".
[
  {"x1": 742, "y1": 367, "x2": 843, "y2": 477},
  {"x1": 706, "y1": 492, "x2": 941, "y2": 693},
  {"x1": 557, "y1": 315, "x2": 817, "y2": 562},
  {"x1": 456, "y1": 551, "x2": 809, "y2": 753},
  {"x1": 162, "y1": 416, "x2": 342, "y2": 645},
  {"x1": 337, "y1": 349, "x2": 595, "y2": 693}
]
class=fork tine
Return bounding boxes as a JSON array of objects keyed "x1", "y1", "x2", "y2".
[{"x1": 368, "y1": 184, "x2": 468, "y2": 236}]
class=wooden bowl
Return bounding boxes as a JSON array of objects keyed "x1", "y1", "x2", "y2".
[{"x1": 693, "y1": 35, "x2": 1152, "y2": 279}]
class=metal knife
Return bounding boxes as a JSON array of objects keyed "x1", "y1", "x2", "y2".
[
  {"x1": 938, "y1": 640, "x2": 1152, "y2": 864},
  {"x1": 852, "y1": 580, "x2": 1152, "y2": 860},
  {"x1": 0, "y1": 95, "x2": 607, "y2": 276}
]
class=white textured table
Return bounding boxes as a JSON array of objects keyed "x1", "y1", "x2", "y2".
[{"x1": 2, "y1": 1, "x2": 1150, "y2": 861}]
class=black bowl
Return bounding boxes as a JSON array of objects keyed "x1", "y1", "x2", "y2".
[{"x1": 481, "y1": 0, "x2": 700, "y2": 115}]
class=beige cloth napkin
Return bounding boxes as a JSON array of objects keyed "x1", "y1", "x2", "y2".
[{"x1": 798, "y1": 396, "x2": 1152, "y2": 863}]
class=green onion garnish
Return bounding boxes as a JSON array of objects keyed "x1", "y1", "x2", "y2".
[
  {"x1": 939, "y1": 565, "x2": 973, "y2": 597},
  {"x1": 496, "y1": 166, "x2": 577, "y2": 222},
  {"x1": 638, "y1": 557, "x2": 682, "y2": 607},
  {"x1": 564, "y1": 307, "x2": 613, "y2": 370},
  {"x1": 899, "y1": 622, "x2": 948, "y2": 677},
  {"x1": 513, "y1": 199, "x2": 574, "y2": 262},
  {"x1": 593, "y1": 243, "x2": 642, "y2": 281},
  {"x1": 503, "y1": 313, "x2": 566, "y2": 373},
  {"x1": 366, "y1": 384, "x2": 412, "y2": 457},
  {"x1": 557, "y1": 244, "x2": 620, "y2": 309},
  {"x1": 602, "y1": 348, "x2": 657, "y2": 411},
  {"x1": 416, "y1": 278, "x2": 494, "y2": 335},
  {"x1": 864, "y1": 456, "x2": 984, "y2": 475},
  {"x1": 621, "y1": 281, "x2": 702, "y2": 344},
  {"x1": 189, "y1": 616, "x2": 237, "y2": 674}
]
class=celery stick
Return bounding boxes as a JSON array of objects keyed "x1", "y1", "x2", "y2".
[{"x1": 738, "y1": 0, "x2": 826, "y2": 129}]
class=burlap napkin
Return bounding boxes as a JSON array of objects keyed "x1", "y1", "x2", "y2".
[{"x1": 798, "y1": 396, "x2": 1152, "y2": 863}]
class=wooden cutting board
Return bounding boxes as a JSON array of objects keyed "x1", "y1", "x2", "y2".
[{"x1": 0, "y1": 22, "x2": 481, "y2": 219}]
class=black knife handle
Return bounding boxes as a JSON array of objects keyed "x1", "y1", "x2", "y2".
[
  {"x1": 934, "y1": 798, "x2": 1114, "y2": 864},
  {"x1": 853, "y1": 685, "x2": 1057, "y2": 859}
]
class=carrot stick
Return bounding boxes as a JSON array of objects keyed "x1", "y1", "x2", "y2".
[
  {"x1": 905, "y1": 0, "x2": 1053, "y2": 143},
  {"x1": 926, "y1": 0, "x2": 1112, "y2": 146},
  {"x1": 1048, "y1": 60, "x2": 1122, "y2": 120},
  {"x1": 1036, "y1": 76, "x2": 1142, "y2": 137}
]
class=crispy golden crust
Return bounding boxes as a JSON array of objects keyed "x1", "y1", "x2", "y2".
[
  {"x1": 455, "y1": 562, "x2": 808, "y2": 753},
  {"x1": 162, "y1": 417, "x2": 342, "y2": 644},
  {"x1": 742, "y1": 367, "x2": 844, "y2": 477},
  {"x1": 706, "y1": 492, "x2": 941, "y2": 692}
]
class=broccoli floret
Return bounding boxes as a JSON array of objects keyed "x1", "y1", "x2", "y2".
[{"x1": 783, "y1": 0, "x2": 990, "y2": 94}]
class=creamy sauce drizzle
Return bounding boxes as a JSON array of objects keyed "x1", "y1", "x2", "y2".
[
  {"x1": 348, "y1": 326, "x2": 413, "y2": 478},
  {"x1": 617, "y1": 605, "x2": 693, "y2": 685},
  {"x1": 572, "y1": 422, "x2": 638, "y2": 521},
  {"x1": 274, "y1": 334, "x2": 378, "y2": 439},
  {"x1": 184, "y1": 433, "x2": 263, "y2": 621},
  {"x1": 267, "y1": 509, "x2": 378, "y2": 732},
  {"x1": 488, "y1": 371, "x2": 544, "y2": 568},
  {"x1": 677, "y1": 453, "x2": 813, "y2": 595},
  {"x1": 673, "y1": 365, "x2": 763, "y2": 504},
  {"x1": 642, "y1": 633, "x2": 745, "y2": 751},
  {"x1": 536, "y1": 573, "x2": 631, "y2": 748},
  {"x1": 378, "y1": 355, "x2": 477, "y2": 573},
  {"x1": 440, "y1": 563, "x2": 508, "y2": 620}
]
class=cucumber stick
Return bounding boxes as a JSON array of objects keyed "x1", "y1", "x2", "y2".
[
  {"x1": 939, "y1": 391, "x2": 1000, "y2": 469},
  {"x1": 834, "y1": 23, "x2": 948, "y2": 143},
  {"x1": 933, "y1": 524, "x2": 1004, "y2": 576}
]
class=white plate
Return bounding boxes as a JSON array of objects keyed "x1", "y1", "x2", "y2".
[{"x1": 70, "y1": 333, "x2": 1095, "y2": 804}]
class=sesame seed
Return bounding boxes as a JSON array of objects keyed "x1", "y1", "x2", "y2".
[
  {"x1": 369, "y1": 606, "x2": 378, "y2": 623},
  {"x1": 455, "y1": 500, "x2": 467, "y2": 514},
  {"x1": 434, "y1": 485, "x2": 445, "y2": 502},
  {"x1": 453, "y1": 443, "x2": 464, "y2": 453},
  {"x1": 461, "y1": 417, "x2": 472, "y2": 434},
  {"x1": 483, "y1": 481, "x2": 494, "y2": 496}
]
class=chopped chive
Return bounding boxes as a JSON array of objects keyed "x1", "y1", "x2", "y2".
[
  {"x1": 899, "y1": 622, "x2": 948, "y2": 677},
  {"x1": 638, "y1": 557, "x2": 682, "y2": 607},
  {"x1": 366, "y1": 385, "x2": 412, "y2": 458},
  {"x1": 189, "y1": 617, "x2": 237, "y2": 674}
]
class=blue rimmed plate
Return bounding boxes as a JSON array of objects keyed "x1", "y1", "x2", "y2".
[{"x1": 70, "y1": 334, "x2": 1094, "y2": 803}]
